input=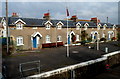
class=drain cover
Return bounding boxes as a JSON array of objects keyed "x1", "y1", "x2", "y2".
[{"x1": 72, "y1": 51, "x2": 79, "y2": 53}]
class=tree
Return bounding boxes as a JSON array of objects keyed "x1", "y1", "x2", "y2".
[
  {"x1": 117, "y1": 33, "x2": 120, "y2": 41},
  {"x1": 81, "y1": 30, "x2": 88, "y2": 41}
]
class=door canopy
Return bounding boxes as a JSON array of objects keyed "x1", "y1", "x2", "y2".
[{"x1": 31, "y1": 32, "x2": 42, "y2": 37}]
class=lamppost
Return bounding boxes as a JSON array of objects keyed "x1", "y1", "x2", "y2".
[
  {"x1": 6, "y1": 0, "x2": 9, "y2": 54},
  {"x1": 97, "y1": 34, "x2": 100, "y2": 50},
  {"x1": 80, "y1": 25, "x2": 82, "y2": 41},
  {"x1": 56, "y1": 25, "x2": 57, "y2": 47}
]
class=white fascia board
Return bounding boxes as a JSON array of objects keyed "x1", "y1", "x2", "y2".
[{"x1": 14, "y1": 19, "x2": 26, "y2": 24}]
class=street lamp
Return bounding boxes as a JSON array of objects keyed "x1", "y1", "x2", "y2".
[{"x1": 97, "y1": 34, "x2": 100, "y2": 50}]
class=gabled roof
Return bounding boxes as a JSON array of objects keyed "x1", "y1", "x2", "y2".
[
  {"x1": 7, "y1": 17, "x2": 114, "y2": 28},
  {"x1": 8, "y1": 17, "x2": 46, "y2": 26}
]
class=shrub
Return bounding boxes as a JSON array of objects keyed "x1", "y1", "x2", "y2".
[
  {"x1": 111, "y1": 37, "x2": 116, "y2": 41},
  {"x1": 117, "y1": 33, "x2": 120, "y2": 41}
]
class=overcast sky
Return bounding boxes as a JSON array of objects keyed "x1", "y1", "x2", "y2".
[{"x1": 1, "y1": 2, "x2": 118, "y2": 24}]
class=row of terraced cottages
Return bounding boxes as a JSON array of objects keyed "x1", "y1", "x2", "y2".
[{"x1": 0, "y1": 16, "x2": 117, "y2": 50}]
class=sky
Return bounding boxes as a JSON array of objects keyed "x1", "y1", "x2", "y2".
[{"x1": 1, "y1": 2, "x2": 119, "y2": 24}]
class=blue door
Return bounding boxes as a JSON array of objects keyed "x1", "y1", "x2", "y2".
[
  {"x1": 94, "y1": 36, "x2": 96, "y2": 39},
  {"x1": 33, "y1": 37, "x2": 37, "y2": 48},
  {"x1": 68, "y1": 35, "x2": 70, "y2": 44}
]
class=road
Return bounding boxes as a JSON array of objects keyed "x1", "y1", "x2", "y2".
[{"x1": 2, "y1": 41, "x2": 120, "y2": 79}]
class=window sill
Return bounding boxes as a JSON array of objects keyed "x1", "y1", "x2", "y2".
[
  {"x1": 17, "y1": 44, "x2": 24, "y2": 46},
  {"x1": 46, "y1": 28, "x2": 50, "y2": 30},
  {"x1": 16, "y1": 28, "x2": 22, "y2": 30},
  {"x1": 57, "y1": 28, "x2": 62, "y2": 30},
  {"x1": 57, "y1": 41, "x2": 62, "y2": 42},
  {"x1": 46, "y1": 41, "x2": 51, "y2": 43}
]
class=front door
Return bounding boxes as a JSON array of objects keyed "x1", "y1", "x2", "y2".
[
  {"x1": 68, "y1": 35, "x2": 70, "y2": 44},
  {"x1": 33, "y1": 37, "x2": 37, "y2": 48}
]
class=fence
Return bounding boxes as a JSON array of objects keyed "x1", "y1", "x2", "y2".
[{"x1": 19, "y1": 60, "x2": 40, "y2": 78}]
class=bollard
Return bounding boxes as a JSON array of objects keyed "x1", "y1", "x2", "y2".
[{"x1": 105, "y1": 47, "x2": 108, "y2": 53}]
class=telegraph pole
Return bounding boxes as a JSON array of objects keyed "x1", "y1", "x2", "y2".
[{"x1": 6, "y1": 0, "x2": 9, "y2": 54}]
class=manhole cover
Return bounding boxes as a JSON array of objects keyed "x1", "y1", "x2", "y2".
[{"x1": 72, "y1": 51, "x2": 79, "y2": 53}]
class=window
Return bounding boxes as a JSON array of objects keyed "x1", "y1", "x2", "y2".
[
  {"x1": 76, "y1": 25, "x2": 80, "y2": 30},
  {"x1": 103, "y1": 24, "x2": 107, "y2": 30},
  {"x1": 46, "y1": 24, "x2": 50, "y2": 30},
  {"x1": 16, "y1": 36, "x2": 23, "y2": 46},
  {"x1": 103, "y1": 26, "x2": 106, "y2": 30},
  {"x1": 102, "y1": 33, "x2": 105, "y2": 38},
  {"x1": 57, "y1": 24, "x2": 62, "y2": 29},
  {"x1": 46, "y1": 35, "x2": 50, "y2": 43},
  {"x1": 84, "y1": 23, "x2": 88, "y2": 30},
  {"x1": 57, "y1": 35, "x2": 62, "y2": 42},
  {"x1": 113, "y1": 25, "x2": 116, "y2": 30},
  {"x1": 16, "y1": 24, "x2": 23, "y2": 29},
  {"x1": 84, "y1": 25, "x2": 87, "y2": 30},
  {"x1": 97, "y1": 24, "x2": 101, "y2": 30}
]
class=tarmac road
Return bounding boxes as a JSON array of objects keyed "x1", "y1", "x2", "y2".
[{"x1": 2, "y1": 41, "x2": 120, "y2": 79}]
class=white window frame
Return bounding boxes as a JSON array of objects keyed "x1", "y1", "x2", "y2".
[
  {"x1": 16, "y1": 24, "x2": 23, "y2": 30},
  {"x1": 16, "y1": 36, "x2": 24, "y2": 46},
  {"x1": 46, "y1": 24, "x2": 51, "y2": 30},
  {"x1": 113, "y1": 24, "x2": 116, "y2": 30},
  {"x1": 97, "y1": 24, "x2": 101, "y2": 30},
  {"x1": 57, "y1": 35, "x2": 62, "y2": 42},
  {"x1": 46, "y1": 35, "x2": 51, "y2": 43},
  {"x1": 57, "y1": 24, "x2": 62, "y2": 29},
  {"x1": 84, "y1": 25, "x2": 87, "y2": 30},
  {"x1": 103, "y1": 24, "x2": 107, "y2": 30},
  {"x1": 76, "y1": 25, "x2": 80, "y2": 30},
  {"x1": 84, "y1": 23, "x2": 89, "y2": 30}
]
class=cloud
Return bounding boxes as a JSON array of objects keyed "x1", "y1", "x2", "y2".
[{"x1": 1, "y1": 2, "x2": 118, "y2": 24}]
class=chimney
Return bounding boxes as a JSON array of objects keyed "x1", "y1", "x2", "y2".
[
  {"x1": 91, "y1": 17, "x2": 100, "y2": 23},
  {"x1": 12, "y1": 12, "x2": 19, "y2": 17},
  {"x1": 43, "y1": 12, "x2": 50, "y2": 20},
  {"x1": 70, "y1": 15, "x2": 77, "y2": 22}
]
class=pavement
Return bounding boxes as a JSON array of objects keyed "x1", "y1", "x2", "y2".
[{"x1": 2, "y1": 41, "x2": 120, "y2": 79}]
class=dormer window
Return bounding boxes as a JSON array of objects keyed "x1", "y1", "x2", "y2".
[
  {"x1": 76, "y1": 22, "x2": 81, "y2": 30},
  {"x1": 57, "y1": 21, "x2": 63, "y2": 30},
  {"x1": 16, "y1": 24, "x2": 23, "y2": 29},
  {"x1": 57, "y1": 24, "x2": 62, "y2": 29},
  {"x1": 113, "y1": 24, "x2": 116, "y2": 30},
  {"x1": 103, "y1": 24, "x2": 107, "y2": 30},
  {"x1": 14, "y1": 19, "x2": 26, "y2": 30},
  {"x1": 97, "y1": 24, "x2": 101, "y2": 30},
  {"x1": 46, "y1": 24, "x2": 51, "y2": 30},
  {"x1": 84, "y1": 23, "x2": 89, "y2": 30},
  {"x1": 76, "y1": 25, "x2": 80, "y2": 30},
  {"x1": 45, "y1": 21, "x2": 52, "y2": 30}
]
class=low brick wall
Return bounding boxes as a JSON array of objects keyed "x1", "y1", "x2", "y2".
[{"x1": 42, "y1": 42, "x2": 63, "y2": 48}]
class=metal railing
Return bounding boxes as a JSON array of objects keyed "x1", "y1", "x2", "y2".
[{"x1": 19, "y1": 60, "x2": 40, "y2": 78}]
